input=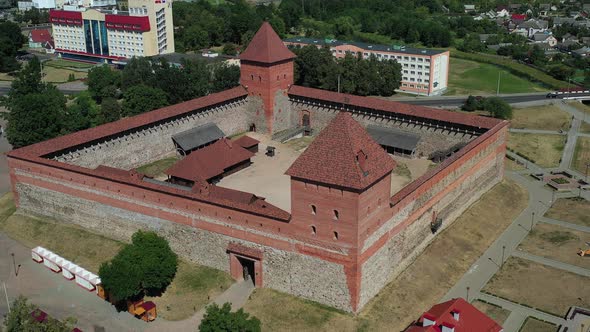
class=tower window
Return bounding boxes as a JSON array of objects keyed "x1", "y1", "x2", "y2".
[
  {"x1": 250, "y1": 74, "x2": 254, "y2": 80},
  {"x1": 277, "y1": 75, "x2": 280, "y2": 81},
  {"x1": 311, "y1": 226, "x2": 316, "y2": 235},
  {"x1": 311, "y1": 204, "x2": 317, "y2": 215},
  {"x1": 333, "y1": 231, "x2": 339, "y2": 240},
  {"x1": 333, "y1": 210, "x2": 339, "y2": 220}
]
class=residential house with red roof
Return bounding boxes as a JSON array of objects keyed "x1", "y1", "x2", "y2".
[{"x1": 28, "y1": 29, "x2": 53, "y2": 49}]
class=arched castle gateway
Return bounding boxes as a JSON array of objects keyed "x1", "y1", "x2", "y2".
[{"x1": 7, "y1": 22, "x2": 508, "y2": 312}]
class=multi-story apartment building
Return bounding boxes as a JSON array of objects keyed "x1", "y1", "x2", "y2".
[
  {"x1": 284, "y1": 37, "x2": 450, "y2": 96},
  {"x1": 49, "y1": 0, "x2": 174, "y2": 62}
]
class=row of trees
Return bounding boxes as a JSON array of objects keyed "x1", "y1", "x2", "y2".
[
  {"x1": 292, "y1": 45, "x2": 402, "y2": 96},
  {"x1": 2, "y1": 56, "x2": 240, "y2": 148}
]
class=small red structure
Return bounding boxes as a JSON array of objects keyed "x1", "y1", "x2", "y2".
[
  {"x1": 405, "y1": 298, "x2": 503, "y2": 332},
  {"x1": 127, "y1": 299, "x2": 157, "y2": 322},
  {"x1": 166, "y1": 138, "x2": 254, "y2": 185},
  {"x1": 233, "y1": 135, "x2": 260, "y2": 153}
]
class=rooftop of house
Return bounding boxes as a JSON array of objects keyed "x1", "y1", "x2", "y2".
[
  {"x1": 405, "y1": 298, "x2": 503, "y2": 332},
  {"x1": 29, "y1": 29, "x2": 52, "y2": 43},
  {"x1": 239, "y1": 22, "x2": 296, "y2": 64},
  {"x1": 283, "y1": 37, "x2": 446, "y2": 56},
  {"x1": 286, "y1": 112, "x2": 396, "y2": 190},
  {"x1": 165, "y1": 138, "x2": 254, "y2": 182}
]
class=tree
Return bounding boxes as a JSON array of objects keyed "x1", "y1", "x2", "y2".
[
  {"x1": 2, "y1": 58, "x2": 67, "y2": 148},
  {"x1": 483, "y1": 97, "x2": 513, "y2": 119},
  {"x1": 63, "y1": 91, "x2": 101, "y2": 132},
  {"x1": 0, "y1": 21, "x2": 26, "y2": 72},
  {"x1": 121, "y1": 57, "x2": 155, "y2": 91},
  {"x1": 87, "y1": 65, "x2": 121, "y2": 103},
  {"x1": 3, "y1": 296, "x2": 75, "y2": 332},
  {"x1": 548, "y1": 64, "x2": 575, "y2": 81},
  {"x1": 99, "y1": 231, "x2": 178, "y2": 303},
  {"x1": 584, "y1": 70, "x2": 590, "y2": 89},
  {"x1": 122, "y1": 84, "x2": 168, "y2": 117},
  {"x1": 100, "y1": 97, "x2": 121, "y2": 123},
  {"x1": 210, "y1": 63, "x2": 240, "y2": 93},
  {"x1": 199, "y1": 303, "x2": 261, "y2": 332},
  {"x1": 462, "y1": 95, "x2": 481, "y2": 112},
  {"x1": 222, "y1": 43, "x2": 238, "y2": 56}
]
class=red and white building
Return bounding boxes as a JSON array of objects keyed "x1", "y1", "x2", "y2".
[
  {"x1": 284, "y1": 37, "x2": 450, "y2": 96},
  {"x1": 49, "y1": 0, "x2": 174, "y2": 62}
]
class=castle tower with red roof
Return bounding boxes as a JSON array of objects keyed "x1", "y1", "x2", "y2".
[
  {"x1": 239, "y1": 22, "x2": 296, "y2": 134},
  {"x1": 286, "y1": 112, "x2": 396, "y2": 311}
]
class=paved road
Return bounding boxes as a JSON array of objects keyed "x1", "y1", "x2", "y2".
[
  {"x1": 539, "y1": 216, "x2": 590, "y2": 233},
  {"x1": 0, "y1": 81, "x2": 86, "y2": 96},
  {"x1": 512, "y1": 250, "x2": 590, "y2": 277},
  {"x1": 395, "y1": 92, "x2": 590, "y2": 107},
  {"x1": 509, "y1": 128, "x2": 564, "y2": 135},
  {"x1": 478, "y1": 293, "x2": 566, "y2": 326}
]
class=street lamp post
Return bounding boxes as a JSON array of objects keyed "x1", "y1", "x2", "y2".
[
  {"x1": 501, "y1": 245, "x2": 506, "y2": 267},
  {"x1": 531, "y1": 212, "x2": 535, "y2": 231},
  {"x1": 466, "y1": 286, "x2": 470, "y2": 302}
]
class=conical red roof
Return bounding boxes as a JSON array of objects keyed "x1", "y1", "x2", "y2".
[
  {"x1": 239, "y1": 22, "x2": 296, "y2": 64},
  {"x1": 286, "y1": 112, "x2": 396, "y2": 190}
]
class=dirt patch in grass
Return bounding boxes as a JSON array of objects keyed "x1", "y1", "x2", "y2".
[
  {"x1": 519, "y1": 223, "x2": 590, "y2": 269},
  {"x1": 511, "y1": 105, "x2": 572, "y2": 131},
  {"x1": 484, "y1": 257, "x2": 590, "y2": 316},
  {"x1": 243, "y1": 180, "x2": 528, "y2": 331},
  {"x1": 572, "y1": 136, "x2": 590, "y2": 175},
  {"x1": 359, "y1": 179, "x2": 528, "y2": 331},
  {"x1": 145, "y1": 260, "x2": 233, "y2": 321},
  {"x1": 473, "y1": 300, "x2": 511, "y2": 326},
  {"x1": 136, "y1": 156, "x2": 179, "y2": 178},
  {"x1": 520, "y1": 317, "x2": 557, "y2": 332},
  {"x1": 545, "y1": 197, "x2": 590, "y2": 227},
  {"x1": 284, "y1": 136, "x2": 315, "y2": 151},
  {"x1": 507, "y1": 133, "x2": 565, "y2": 167},
  {"x1": 243, "y1": 289, "x2": 356, "y2": 332}
]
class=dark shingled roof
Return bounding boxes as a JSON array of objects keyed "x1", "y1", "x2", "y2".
[
  {"x1": 239, "y1": 22, "x2": 296, "y2": 64},
  {"x1": 166, "y1": 138, "x2": 254, "y2": 182},
  {"x1": 288, "y1": 85, "x2": 501, "y2": 130},
  {"x1": 286, "y1": 112, "x2": 396, "y2": 190},
  {"x1": 367, "y1": 125, "x2": 421, "y2": 152},
  {"x1": 172, "y1": 123, "x2": 225, "y2": 152}
]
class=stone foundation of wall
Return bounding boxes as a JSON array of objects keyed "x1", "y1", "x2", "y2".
[{"x1": 14, "y1": 182, "x2": 353, "y2": 312}]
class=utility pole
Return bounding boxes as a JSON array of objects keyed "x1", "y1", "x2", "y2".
[
  {"x1": 531, "y1": 211, "x2": 535, "y2": 231},
  {"x1": 501, "y1": 245, "x2": 506, "y2": 267},
  {"x1": 3, "y1": 282, "x2": 9, "y2": 313},
  {"x1": 496, "y1": 72, "x2": 501, "y2": 96}
]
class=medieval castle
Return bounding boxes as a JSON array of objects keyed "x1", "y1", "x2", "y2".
[{"x1": 7, "y1": 23, "x2": 508, "y2": 312}]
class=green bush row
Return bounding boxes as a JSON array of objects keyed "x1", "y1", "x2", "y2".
[{"x1": 451, "y1": 50, "x2": 570, "y2": 90}]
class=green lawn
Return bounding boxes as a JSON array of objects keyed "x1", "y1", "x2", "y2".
[
  {"x1": 45, "y1": 59, "x2": 96, "y2": 69},
  {"x1": 447, "y1": 58, "x2": 546, "y2": 95},
  {"x1": 136, "y1": 156, "x2": 179, "y2": 178}
]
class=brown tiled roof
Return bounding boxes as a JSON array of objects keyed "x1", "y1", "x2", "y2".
[
  {"x1": 8, "y1": 86, "x2": 248, "y2": 159},
  {"x1": 233, "y1": 135, "x2": 259, "y2": 148},
  {"x1": 165, "y1": 138, "x2": 254, "y2": 182},
  {"x1": 239, "y1": 22, "x2": 296, "y2": 64},
  {"x1": 286, "y1": 112, "x2": 396, "y2": 190},
  {"x1": 288, "y1": 85, "x2": 501, "y2": 130}
]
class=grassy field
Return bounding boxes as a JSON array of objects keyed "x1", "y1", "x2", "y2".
[
  {"x1": 511, "y1": 105, "x2": 571, "y2": 131},
  {"x1": 42, "y1": 66, "x2": 87, "y2": 83},
  {"x1": 572, "y1": 137, "x2": 590, "y2": 175},
  {"x1": 507, "y1": 133, "x2": 565, "y2": 167},
  {"x1": 568, "y1": 101, "x2": 590, "y2": 117},
  {"x1": 136, "y1": 156, "x2": 179, "y2": 178},
  {"x1": 484, "y1": 257, "x2": 590, "y2": 316},
  {"x1": 581, "y1": 121, "x2": 590, "y2": 134},
  {"x1": 45, "y1": 59, "x2": 96, "y2": 69},
  {"x1": 0, "y1": 193, "x2": 232, "y2": 321},
  {"x1": 519, "y1": 317, "x2": 557, "y2": 332},
  {"x1": 284, "y1": 136, "x2": 315, "y2": 151},
  {"x1": 472, "y1": 300, "x2": 511, "y2": 327},
  {"x1": 519, "y1": 222, "x2": 590, "y2": 269},
  {"x1": 545, "y1": 197, "x2": 590, "y2": 227},
  {"x1": 451, "y1": 50, "x2": 569, "y2": 89},
  {"x1": 244, "y1": 179, "x2": 528, "y2": 331},
  {"x1": 446, "y1": 58, "x2": 545, "y2": 95},
  {"x1": 145, "y1": 260, "x2": 233, "y2": 321}
]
